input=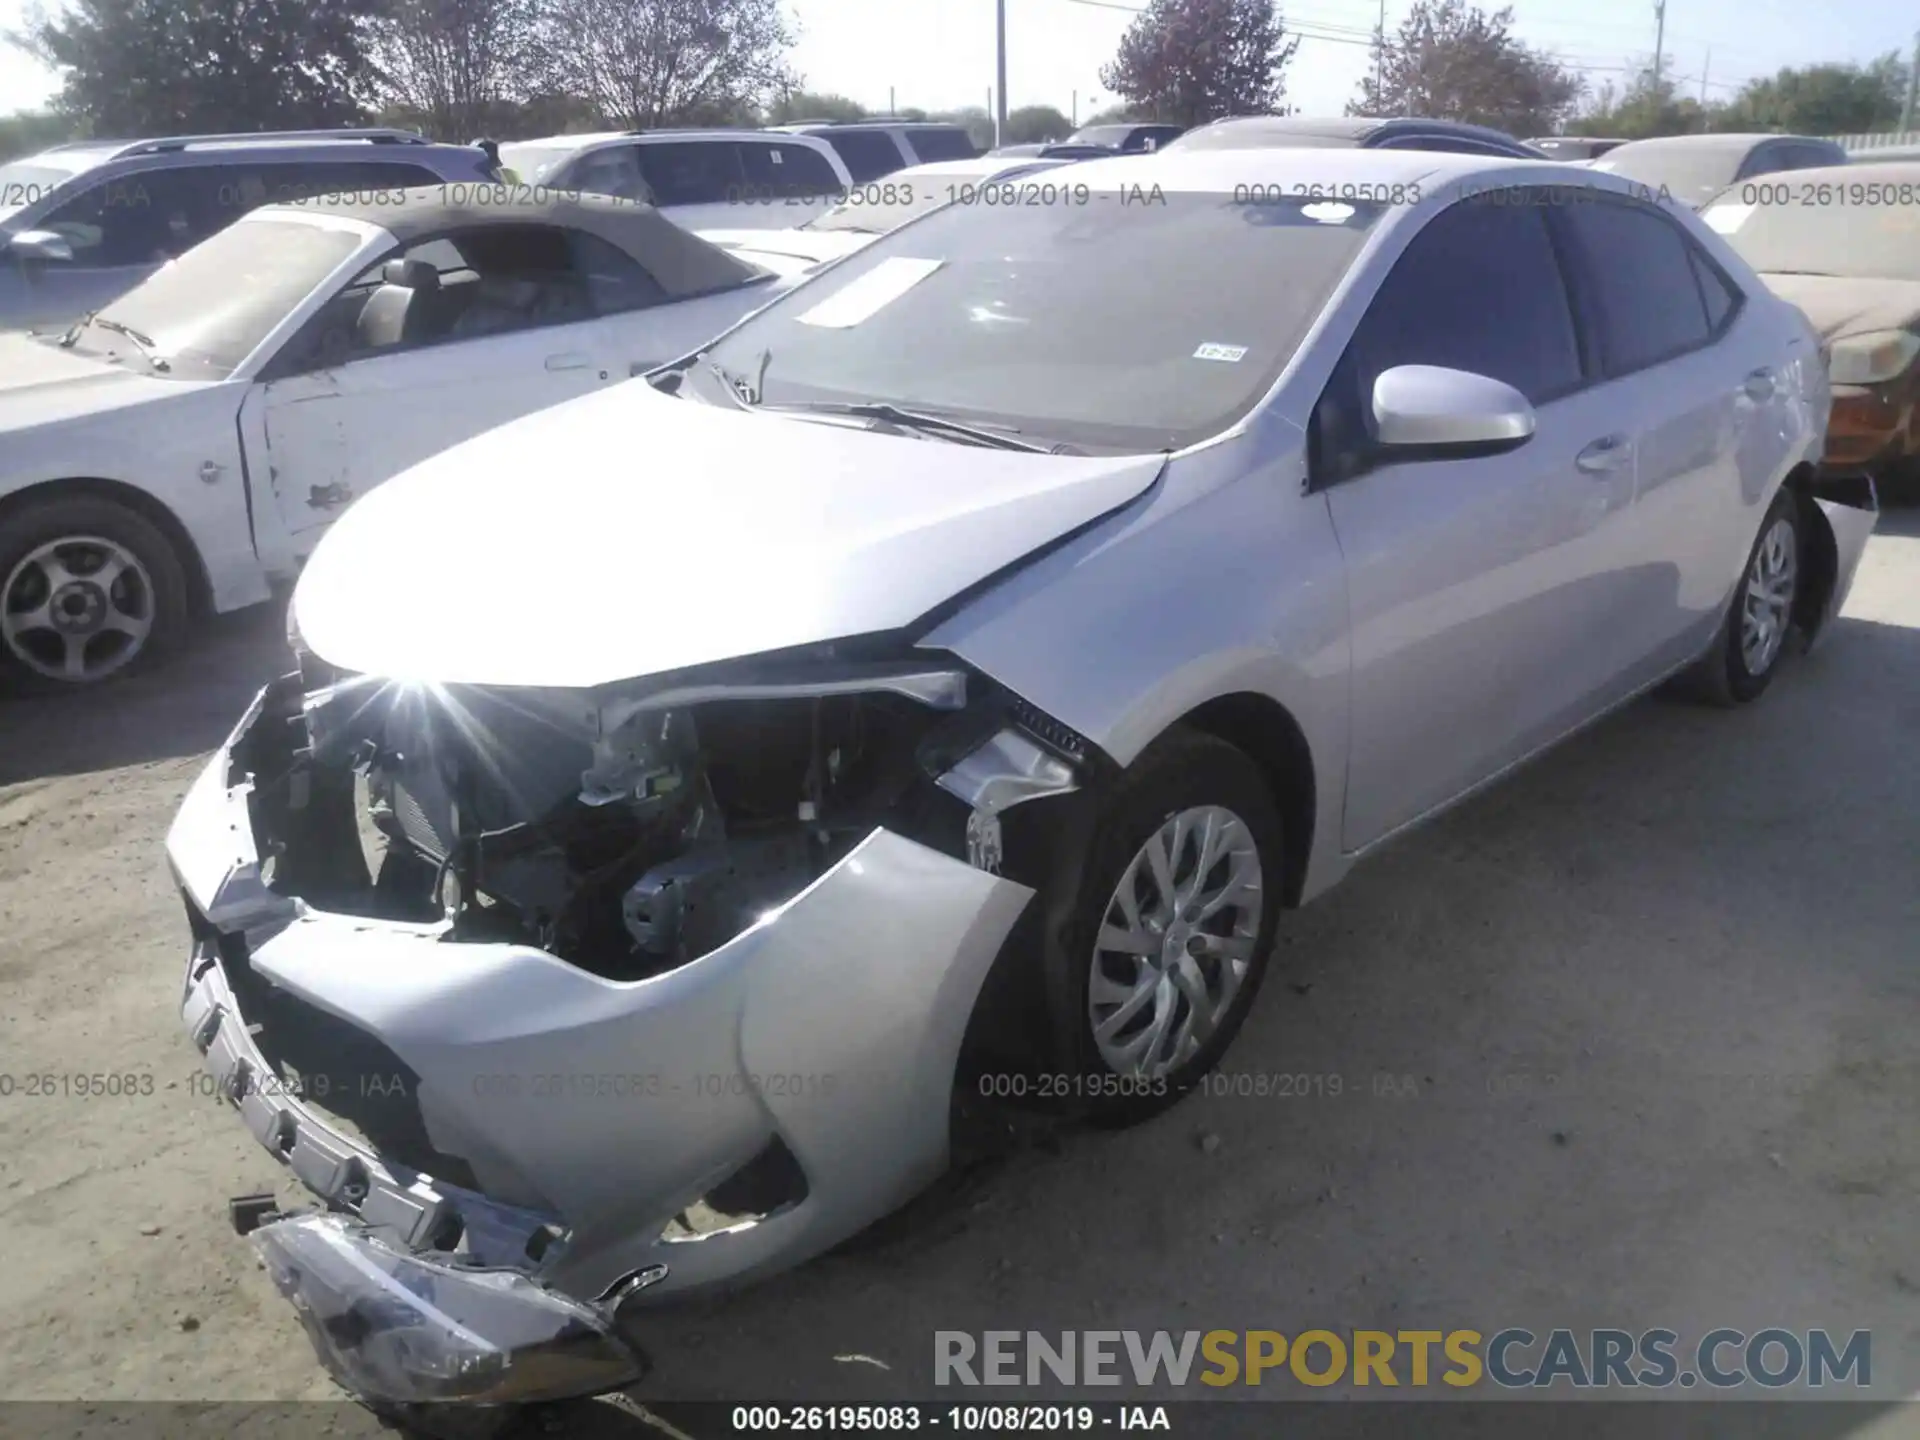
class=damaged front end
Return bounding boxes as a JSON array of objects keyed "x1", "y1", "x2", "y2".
[{"x1": 167, "y1": 639, "x2": 1093, "y2": 1405}]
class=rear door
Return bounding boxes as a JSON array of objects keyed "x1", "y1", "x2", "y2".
[
  {"x1": 1320, "y1": 189, "x2": 1642, "y2": 848},
  {"x1": 1549, "y1": 193, "x2": 1778, "y2": 678},
  {"x1": 242, "y1": 223, "x2": 619, "y2": 545},
  {"x1": 630, "y1": 140, "x2": 751, "y2": 230}
]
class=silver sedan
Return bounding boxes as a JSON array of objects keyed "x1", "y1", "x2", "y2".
[{"x1": 165, "y1": 146, "x2": 1877, "y2": 1406}]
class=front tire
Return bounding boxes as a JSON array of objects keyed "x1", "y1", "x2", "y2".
[
  {"x1": 0, "y1": 495, "x2": 189, "y2": 693},
  {"x1": 1048, "y1": 727, "x2": 1285, "y2": 1127},
  {"x1": 1679, "y1": 489, "x2": 1801, "y2": 707}
]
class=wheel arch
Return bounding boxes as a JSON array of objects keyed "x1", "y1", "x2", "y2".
[
  {"x1": 1169, "y1": 691, "x2": 1317, "y2": 909},
  {"x1": 0, "y1": 476, "x2": 213, "y2": 615},
  {"x1": 1782, "y1": 463, "x2": 1836, "y2": 636}
]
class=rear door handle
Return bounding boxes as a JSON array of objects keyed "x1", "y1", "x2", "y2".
[
  {"x1": 1743, "y1": 367, "x2": 1778, "y2": 400},
  {"x1": 1575, "y1": 434, "x2": 1631, "y2": 474},
  {"x1": 545, "y1": 353, "x2": 592, "y2": 373}
]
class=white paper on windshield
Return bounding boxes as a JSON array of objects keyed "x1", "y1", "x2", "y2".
[
  {"x1": 797, "y1": 257, "x2": 945, "y2": 328},
  {"x1": 1703, "y1": 203, "x2": 1754, "y2": 234},
  {"x1": 1193, "y1": 343, "x2": 1249, "y2": 363}
]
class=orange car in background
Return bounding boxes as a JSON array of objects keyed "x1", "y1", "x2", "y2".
[{"x1": 1702, "y1": 161, "x2": 1920, "y2": 499}]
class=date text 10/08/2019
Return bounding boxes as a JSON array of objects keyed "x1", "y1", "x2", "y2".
[{"x1": 728, "y1": 1406, "x2": 1170, "y2": 1432}]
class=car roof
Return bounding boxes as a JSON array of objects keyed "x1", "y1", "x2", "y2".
[
  {"x1": 263, "y1": 184, "x2": 762, "y2": 297},
  {"x1": 1170, "y1": 114, "x2": 1536, "y2": 152},
  {"x1": 1607, "y1": 132, "x2": 1833, "y2": 155},
  {"x1": 29, "y1": 128, "x2": 455, "y2": 168},
  {"x1": 506, "y1": 128, "x2": 833, "y2": 150},
  {"x1": 1058, "y1": 145, "x2": 1563, "y2": 194},
  {"x1": 896, "y1": 155, "x2": 1066, "y2": 181}
]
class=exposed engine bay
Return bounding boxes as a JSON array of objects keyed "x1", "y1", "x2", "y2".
[{"x1": 237, "y1": 641, "x2": 1087, "y2": 979}]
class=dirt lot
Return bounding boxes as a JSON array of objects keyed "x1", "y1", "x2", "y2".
[{"x1": 1, "y1": 511, "x2": 1917, "y2": 1427}]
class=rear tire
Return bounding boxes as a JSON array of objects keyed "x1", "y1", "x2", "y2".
[
  {"x1": 0, "y1": 494, "x2": 190, "y2": 694},
  {"x1": 1043, "y1": 727, "x2": 1285, "y2": 1128},
  {"x1": 1676, "y1": 488, "x2": 1802, "y2": 708}
]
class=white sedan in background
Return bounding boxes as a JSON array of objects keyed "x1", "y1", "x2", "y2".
[
  {"x1": 698, "y1": 154, "x2": 1081, "y2": 274},
  {"x1": 0, "y1": 186, "x2": 809, "y2": 689}
]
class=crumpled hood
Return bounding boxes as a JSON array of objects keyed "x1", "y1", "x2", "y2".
[
  {"x1": 1759, "y1": 273, "x2": 1920, "y2": 343},
  {"x1": 0, "y1": 332, "x2": 200, "y2": 430},
  {"x1": 294, "y1": 379, "x2": 1166, "y2": 689},
  {"x1": 697, "y1": 228, "x2": 872, "y2": 267}
]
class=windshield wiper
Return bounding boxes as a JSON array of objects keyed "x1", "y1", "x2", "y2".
[
  {"x1": 770, "y1": 401, "x2": 1053, "y2": 453},
  {"x1": 662, "y1": 349, "x2": 769, "y2": 409},
  {"x1": 61, "y1": 313, "x2": 168, "y2": 370},
  {"x1": 1765, "y1": 269, "x2": 1839, "y2": 277}
]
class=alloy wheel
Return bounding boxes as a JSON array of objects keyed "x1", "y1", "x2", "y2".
[
  {"x1": 1, "y1": 535, "x2": 157, "y2": 683},
  {"x1": 1739, "y1": 515, "x2": 1798, "y2": 678},
  {"x1": 1088, "y1": 805, "x2": 1265, "y2": 1079}
]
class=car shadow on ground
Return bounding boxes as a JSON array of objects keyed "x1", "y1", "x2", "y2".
[{"x1": 0, "y1": 599, "x2": 289, "y2": 786}]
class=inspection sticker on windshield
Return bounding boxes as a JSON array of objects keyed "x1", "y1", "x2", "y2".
[
  {"x1": 1193, "y1": 343, "x2": 1249, "y2": 363},
  {"x1": 1703, "y1": 203, "x2": 1754, "y2": 234},
  {"x1": 797, "y1": 257, "x2": 945, "y2": 328}
]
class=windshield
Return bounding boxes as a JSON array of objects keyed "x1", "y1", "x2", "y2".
[
  {"x1": 808, "y1": 167, "x2": 1062, "y2": 234},
  {"x1": 1591, "y1": 145, "x2": 1743, "y2": 206},
  {"x1": 85, "y1": 216, "x2": 365, "y2": 377},
  {"x1": 1704, "y1": 187, "x2": 1920, "y2": 282},
  {"x1": 0, "y1": 158, "x2": 83, "y2": 214},
  {"x1": 1068, "y1": 126, "x2": 1131, "y2": 148},
  {"x1": 497, "y1": 144, "x2": 584, "y2": 184},
  {"x1": 704, "y1": 190, "x2": 1382, "y2": 453}
]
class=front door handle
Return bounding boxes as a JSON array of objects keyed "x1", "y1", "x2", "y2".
[
  {"x1": 1743, "y1": 367, "x2": 1778, "y2": 400},
  {"x1": 545, "y1": 353, "x2": 592, "y2": 373},
  {"x1": 1575, "y1": 434, "x2": 1631, "y2": 474}
]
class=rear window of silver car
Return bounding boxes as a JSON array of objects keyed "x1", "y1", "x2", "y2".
[{"x1": 704, "y1": 191, "x2": 1384, "y2": 453}]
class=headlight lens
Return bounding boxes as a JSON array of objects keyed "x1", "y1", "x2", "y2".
[
  {"x1": 285, "y1": 597, "x2": 304, "y2": 657},
  {"x1": 1826, "y1": 329, "x2": 1920, "y2": 386}
]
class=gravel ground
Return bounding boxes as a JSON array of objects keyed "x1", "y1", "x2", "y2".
[{"x1": 1, "y1": 511, "x2": 1916, "y2": 1432}]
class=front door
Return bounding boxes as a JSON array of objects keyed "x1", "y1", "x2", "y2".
[
  {"x1": 241, "y1": 223, "x2": 624, "y2": 547},
  {"x1": 1317, "y1": 191, "x2": 1641, "y2": 849}
]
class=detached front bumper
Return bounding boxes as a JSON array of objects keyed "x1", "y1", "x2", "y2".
[{"x1": 168, "y1": 688, "x2": 1035, "y2": 1402}]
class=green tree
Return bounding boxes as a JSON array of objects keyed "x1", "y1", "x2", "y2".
[
  {"x1": 1005, "y1": 103, "x2": 1072, "y2": 143},
  {"x1": 1716, "y1": 56, "x2": 1906, "y2": 136},
  {"x1": 1099, "y1": 0, "x2": 1299, "y2": 127},
  {"x1": 765, "y1": 90, "x2": 868, "y2": 125},
  {"x1": 1351, "y1": 0, "x2": 1582, "y2": 135},
  {"x1": 1569, "y1": 67, "x2": 1714, "y2": 139},
  {"x1": 930, "y1": 105, "x2": 994, "y2": 150},
  {"x1": 14, "y1": 0, "x2": 380, "y2": 135},
  {"x1": 0, "y1": 109, "x2": 80, "y2": 164}
]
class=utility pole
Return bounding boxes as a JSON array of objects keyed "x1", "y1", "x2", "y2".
[
  {"x1": 1903, "y1": 31, "x2": 1920, "y2": 134},
  {"x1": 1650, "y1": 0, "x2": 1666, "y2": 95},
  {"x1": 1072, "y1": 90, "x2": 1078, "y2": 126},
  {"x1": 1374, "y1": 0, "x2": 1386, "y2": 93},
  {"x1": 889, "y1": 86, "x2": 896, "y2": 114},
  {"x1": 994, "y1": 0, "x2": 1010, "y2": 148},
  {"x1": 1699, "y1": 48, "x2": 1709, "y2": 106}
]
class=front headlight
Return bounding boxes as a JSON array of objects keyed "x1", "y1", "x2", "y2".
[
  {"x1": 1826, "y1": 329, "x2": 1920, "y2": 386},
  {"x1": 285, "y1": 596, "x2": 304, "y2": 658}
]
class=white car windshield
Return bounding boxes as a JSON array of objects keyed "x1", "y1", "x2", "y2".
[
  {"x1": 704, "y1": 190, "x2": 1383, "y2": 452},
  {"x1": 76, "y1": 216, "x2": 365, "y2": 378}
]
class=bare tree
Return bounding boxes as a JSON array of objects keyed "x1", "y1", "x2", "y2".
[
  {"x1": 533, "y1": 0, "x2": 795, "y2": 131},
  {"x1": 367, "y1": 0, "x2": 537, "y2": 141}
]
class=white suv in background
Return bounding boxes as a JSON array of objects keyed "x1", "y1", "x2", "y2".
[{"x1": 498, "y1": 130, "x2": 853, "y2": 231}]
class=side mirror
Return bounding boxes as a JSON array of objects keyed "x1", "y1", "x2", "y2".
[
  {"x1": 1371, "y1": 364, "x2": 1535, "y2": 456},
  {"x1": 9, "y1": 229, "x2": 74, "y2": 264}
]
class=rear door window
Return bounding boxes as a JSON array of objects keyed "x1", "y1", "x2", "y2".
[
  {"x1": 1554, "y1": 196, "x2": 1714, "y2": 376},
  {"x1": 632, "y1": 141, "x2": 746, "y2": 207},
  {"x1": 821, "y1": 129, "x2": 907, "y2": 183},
  {"x1": 904, "y1": 128, "x2": 978, "y2": 162},
  {"x1": 738, "y1": 140, "x2": 843, "y2": 199}
]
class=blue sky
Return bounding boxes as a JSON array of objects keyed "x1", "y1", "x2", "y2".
[{"x1": 1, "y1": 0, "x2": 1913, "y2": 127}]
